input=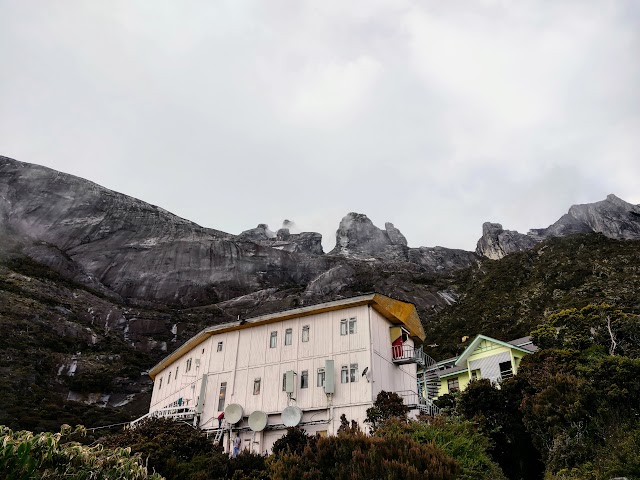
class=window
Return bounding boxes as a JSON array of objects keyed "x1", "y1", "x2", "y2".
[
  {"x1": 217, "y1": 342, "x2": 223, "y2": 352},
  {"x1": 218, "y1": 382, "x2": 227, "y2": 411},
  {"x1": 301, "y1": 370, "x2": 308, "y2": 389},
  {"x1": 186, "y1": 358, "x2": 192, "y2": 372},
  {"x1": 202, "y1": 348, "x2": 205, "y2": 354},
  {"x1": 175, "y1": 366, "x2": 179, "y2": 380},
  {"x1": 168, "y1": 372, "x2": 171, "y2": 384},
  {"x1": 499, "y1": 361, "x2": 513, "y2": 379},
  {"x1": 348, "y1": 318, "x2": 357, "y2": 334},
  {"x1": 282, "y1": 373, "x2": 287, "y2": 391},
  {"x1": 317, "y1": 368, "x2": 325, "y2": 387},
  {"x1": 253, "y1": 378, "x2": 261, "y2": 395},
  {"x1": 270, "y1": 331, "x2": 277, "y2": 348},
  {"x1": 471, "y1": 369, "x2": 481, "y2": 380},
  {"x1": 302, "y1": 325, "x2": 310, "y2": 342},
  {"x1": 340, "y1": 319, "x2": 348, "y2": 336},
  {"x1": 158, "y1": 377, "x2": 163, "y2": 389},
  {"x1": 447, "y1": 378, "x2": 459, "y2": 393},
  {"x1": 350, "y1": 363, "x2": 359, "y2": 383},
  {"x1": 341, "y1": 366, "x2": 349, "y2": 384},
  {"x1": 285, "y1": 328, "x2": 293, "y2": 346}
]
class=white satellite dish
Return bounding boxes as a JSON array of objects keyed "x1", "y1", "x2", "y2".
[
  {"x1": 248, "y1": 410, "x2": 268, "y2": 432},
  {"x1": 224, "y1": 404, "x2": 244, "y2": 424},
  {"x1": 282, "y1": 406, "x2": 303, "y2": 427}
]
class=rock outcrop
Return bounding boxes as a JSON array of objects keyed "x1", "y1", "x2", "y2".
[
  {"x1": 239, "y1": 224, "x2": 323, "y2": 255},
  {"x1": 477, "y1": 194, "x2": 640, "y2": 259},
  {"x1": 476, "y1": 223, "x2": 541, "y2": 260},
  {"x1": 329, "y1": 212, "x2": 479, "y2": 272}
]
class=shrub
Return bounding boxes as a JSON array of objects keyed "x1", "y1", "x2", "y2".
[{"x1": 0, "y1": 424, "x2": 162, "y2": 479}]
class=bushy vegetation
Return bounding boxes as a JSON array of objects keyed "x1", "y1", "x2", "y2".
[
  {"x1": 267, "y1": 420, "x2": 458, "y2": 480},
  {"x1": 438, "y1": 303, "x2": 640, "y2": 480},
  {"x1": 0, "y1": 424, "x2": 162, "y2": 479},
  {"x1": 426, "y1": 234, "x2": 640, "y2": 359}
]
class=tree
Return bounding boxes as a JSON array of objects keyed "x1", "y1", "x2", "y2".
[{"x1": 364, "y1": 391, "x2": 409, "y2": 432}]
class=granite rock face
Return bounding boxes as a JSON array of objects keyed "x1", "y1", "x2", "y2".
[
  {"x1": 329, "y1": 212, "x2": 479, "y2": 272},
  {"x1": 1, "y1": 156, "x2": 472, "y2": 309},
  {"x1": 239, "y1": 224, "x2": 324, "y2": 255},
  {"x1": 477, "y1": 195, "x2": 640, "y2": 259},
  {"x1": 476, "y1": 223, "x2": 542, "y2": 260},
  {"x1": 0, "y1": 156, "x2": 333, "y2": 305}
]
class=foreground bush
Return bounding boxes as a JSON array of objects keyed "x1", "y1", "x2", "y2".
[
  {"x1": 267, "y1": 421, "x2": 458, "y2": 480},
  {"x1": 0, "y1": 424, "x2": 162, "y2": 479},
  {"x1": 379, "y1": 417, "x2": 507, "y2": 480}
]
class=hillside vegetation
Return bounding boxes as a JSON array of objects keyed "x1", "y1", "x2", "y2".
[{"x1": 425, "y1": 233, "x2": 640, "y2": 358}]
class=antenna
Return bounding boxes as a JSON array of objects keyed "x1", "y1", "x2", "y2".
[
  {"x1": 282, "y1": 406, "x2": 303, "y2": 427},
  {"x1": 224, "y1": 404, "x2": 244, "y2": 424},
  {"x1": 248, "y1": 411, "x2": 268, "y2": 432}
]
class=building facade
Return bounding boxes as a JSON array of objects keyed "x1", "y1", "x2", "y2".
[
  {"x1": 433, "y1": 335, "x2": 537, "y2": 396},
  {"x1": 143, "y1": 294, "x2": 436, "y2": 454}
]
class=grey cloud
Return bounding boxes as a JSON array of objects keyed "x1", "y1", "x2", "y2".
[{"x1": 0, "y1": 0, "x2": 638, "y2": 252}]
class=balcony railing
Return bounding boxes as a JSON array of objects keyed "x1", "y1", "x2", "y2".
[
  {"x1": 392, "y1": 344, "x2": 426, "y2": 366},
  {"x1": 130, "y1": 406, "x2": 197, "y2": 428},
  {"x1": 395, "y1": 390, "x2": 440, "y2": 416}
]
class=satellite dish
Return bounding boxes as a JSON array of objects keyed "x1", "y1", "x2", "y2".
[
  {"x1": 224, "y1": 404, "x2": 244, "y2": 424},
  {"x1": 248, "y1": 410, "x2": 268, "y2": 432},
  {"x1": 282, "y1": 406, "x2": 303, "y2": 427}
]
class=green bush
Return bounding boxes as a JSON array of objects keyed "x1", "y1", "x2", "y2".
[{"x1": 0, "y1": 424, "x2": 162, "y2": 479}]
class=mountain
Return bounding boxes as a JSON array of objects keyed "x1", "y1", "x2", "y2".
[
  {"x1": 1, "y1": 154, "x2": 640, "y2": 433},
  {"x1": 476, "y1": 194, "x2": 640, "y2": 259}
]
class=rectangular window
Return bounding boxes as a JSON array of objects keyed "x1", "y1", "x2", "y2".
[
  {"x1": 168, "y1": 372, "x2": 171, "y2": 384},
  {"x1": 447, "y1": 378, "x2": 460, "y2": 393},
  {"x1": 270, "y1": 331, "x2": 277, "y2": 348},
  {"x1": 217, "y1": 342, "x2": 223, "y2": 352},
  {"x1": 350, "y1": 363, "x2": 358, "y2": 383},
  {"x1": 301, "y1": 325, "x2": 310, "y2": 342},
  {"x1": 175, "y1": 366, "x2": 179, "y2": 380},
  {"x1": 158, "y1": 377, "x2": 163, "y2": 389},
  {"x1": 317, "y1": 368, "x2": 325, "y2": 387},
  {"x1": 218, "y1": 382, "x2": 227, "y2": 411},
  {"x1": 349, "y1": 318, "x2": 357, "y2": 334},
  {"x1": 340, "y1": 319, "x2": 348, "y2": 336},
  {"x1": 186, "y1": 358, "x2": 192, "y2": 372},
  {"x1": 253, "y1": 378, "x2": 261, "y2": 395},
  {"x1": 499, "y1": 361, "x2": 513, "y2": 379},
  {"x1": 282, "y1": 373, "x2": 287, "y2": 392},
  {"x1": 471, "y1": 369, "x2": 481, "y2": 380},
  {"x1": 301, "y1": 370, "x2": 308, "y2": 389},
  {"x1": 285, "y1": 328, "x2": 293, "y2": 346},
  {"x1": 341, "y1": 365, "x2": 349, "y2": 384}
]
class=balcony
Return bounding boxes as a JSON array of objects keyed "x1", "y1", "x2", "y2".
[
  {"x1": 395, "y1": 390, "x2": 440, "y2": 416},
  {"x1": 130, "y1": 406, "x2": 197, "y2": 428},
  {"x1": 392, "y1": 344, "x2": 426, "y2": 366}
]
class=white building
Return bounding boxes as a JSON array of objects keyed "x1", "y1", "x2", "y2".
[{"x1": 140, "y1": 293, "x2": 438, "y2": 453}]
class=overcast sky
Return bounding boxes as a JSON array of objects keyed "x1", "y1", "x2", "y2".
[{"x1": 1, "y1": 1, "x2": 639, "y2": 251}]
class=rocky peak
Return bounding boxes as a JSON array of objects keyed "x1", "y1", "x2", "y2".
[
  {"x1": 238, "y1": 224, "x2": 277, "y2": 241},
  {"x1": 476, "y1": 194, "x2": 640, "y2": 260},
  {"x1": 329, "y1": 213, "x2": 409, "y2": 261},
  {"x1": 476, "y1": 222, "x2": 540, "y2": 260},
  {"x1": 385, "y1": 222, "x2": 408, "y2": 246}
]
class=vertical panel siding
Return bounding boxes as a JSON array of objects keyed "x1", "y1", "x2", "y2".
[{"x1": 149, "y1": 303, "x2": 422, "y2": 452}]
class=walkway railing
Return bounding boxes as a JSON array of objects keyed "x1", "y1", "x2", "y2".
[{"x1": 130, "y1": 406, "x2": 197, "y2": 428}]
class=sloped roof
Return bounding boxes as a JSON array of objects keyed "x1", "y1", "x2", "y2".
[
  {"x1": 149, "y1": 293, "x2": 425, "y2": 380},
  {"x1": 454, "y1": 334, "x2": 534, "y2": 367}
]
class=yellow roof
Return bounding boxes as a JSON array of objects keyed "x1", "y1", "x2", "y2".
[{"x1": 148, "y1": 293, "x2": 425, "y2": 380}]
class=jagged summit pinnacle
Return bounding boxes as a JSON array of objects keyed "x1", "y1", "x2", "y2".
[{"x1": 476, "y1": 194, "x2": 640, "y2": 259}]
